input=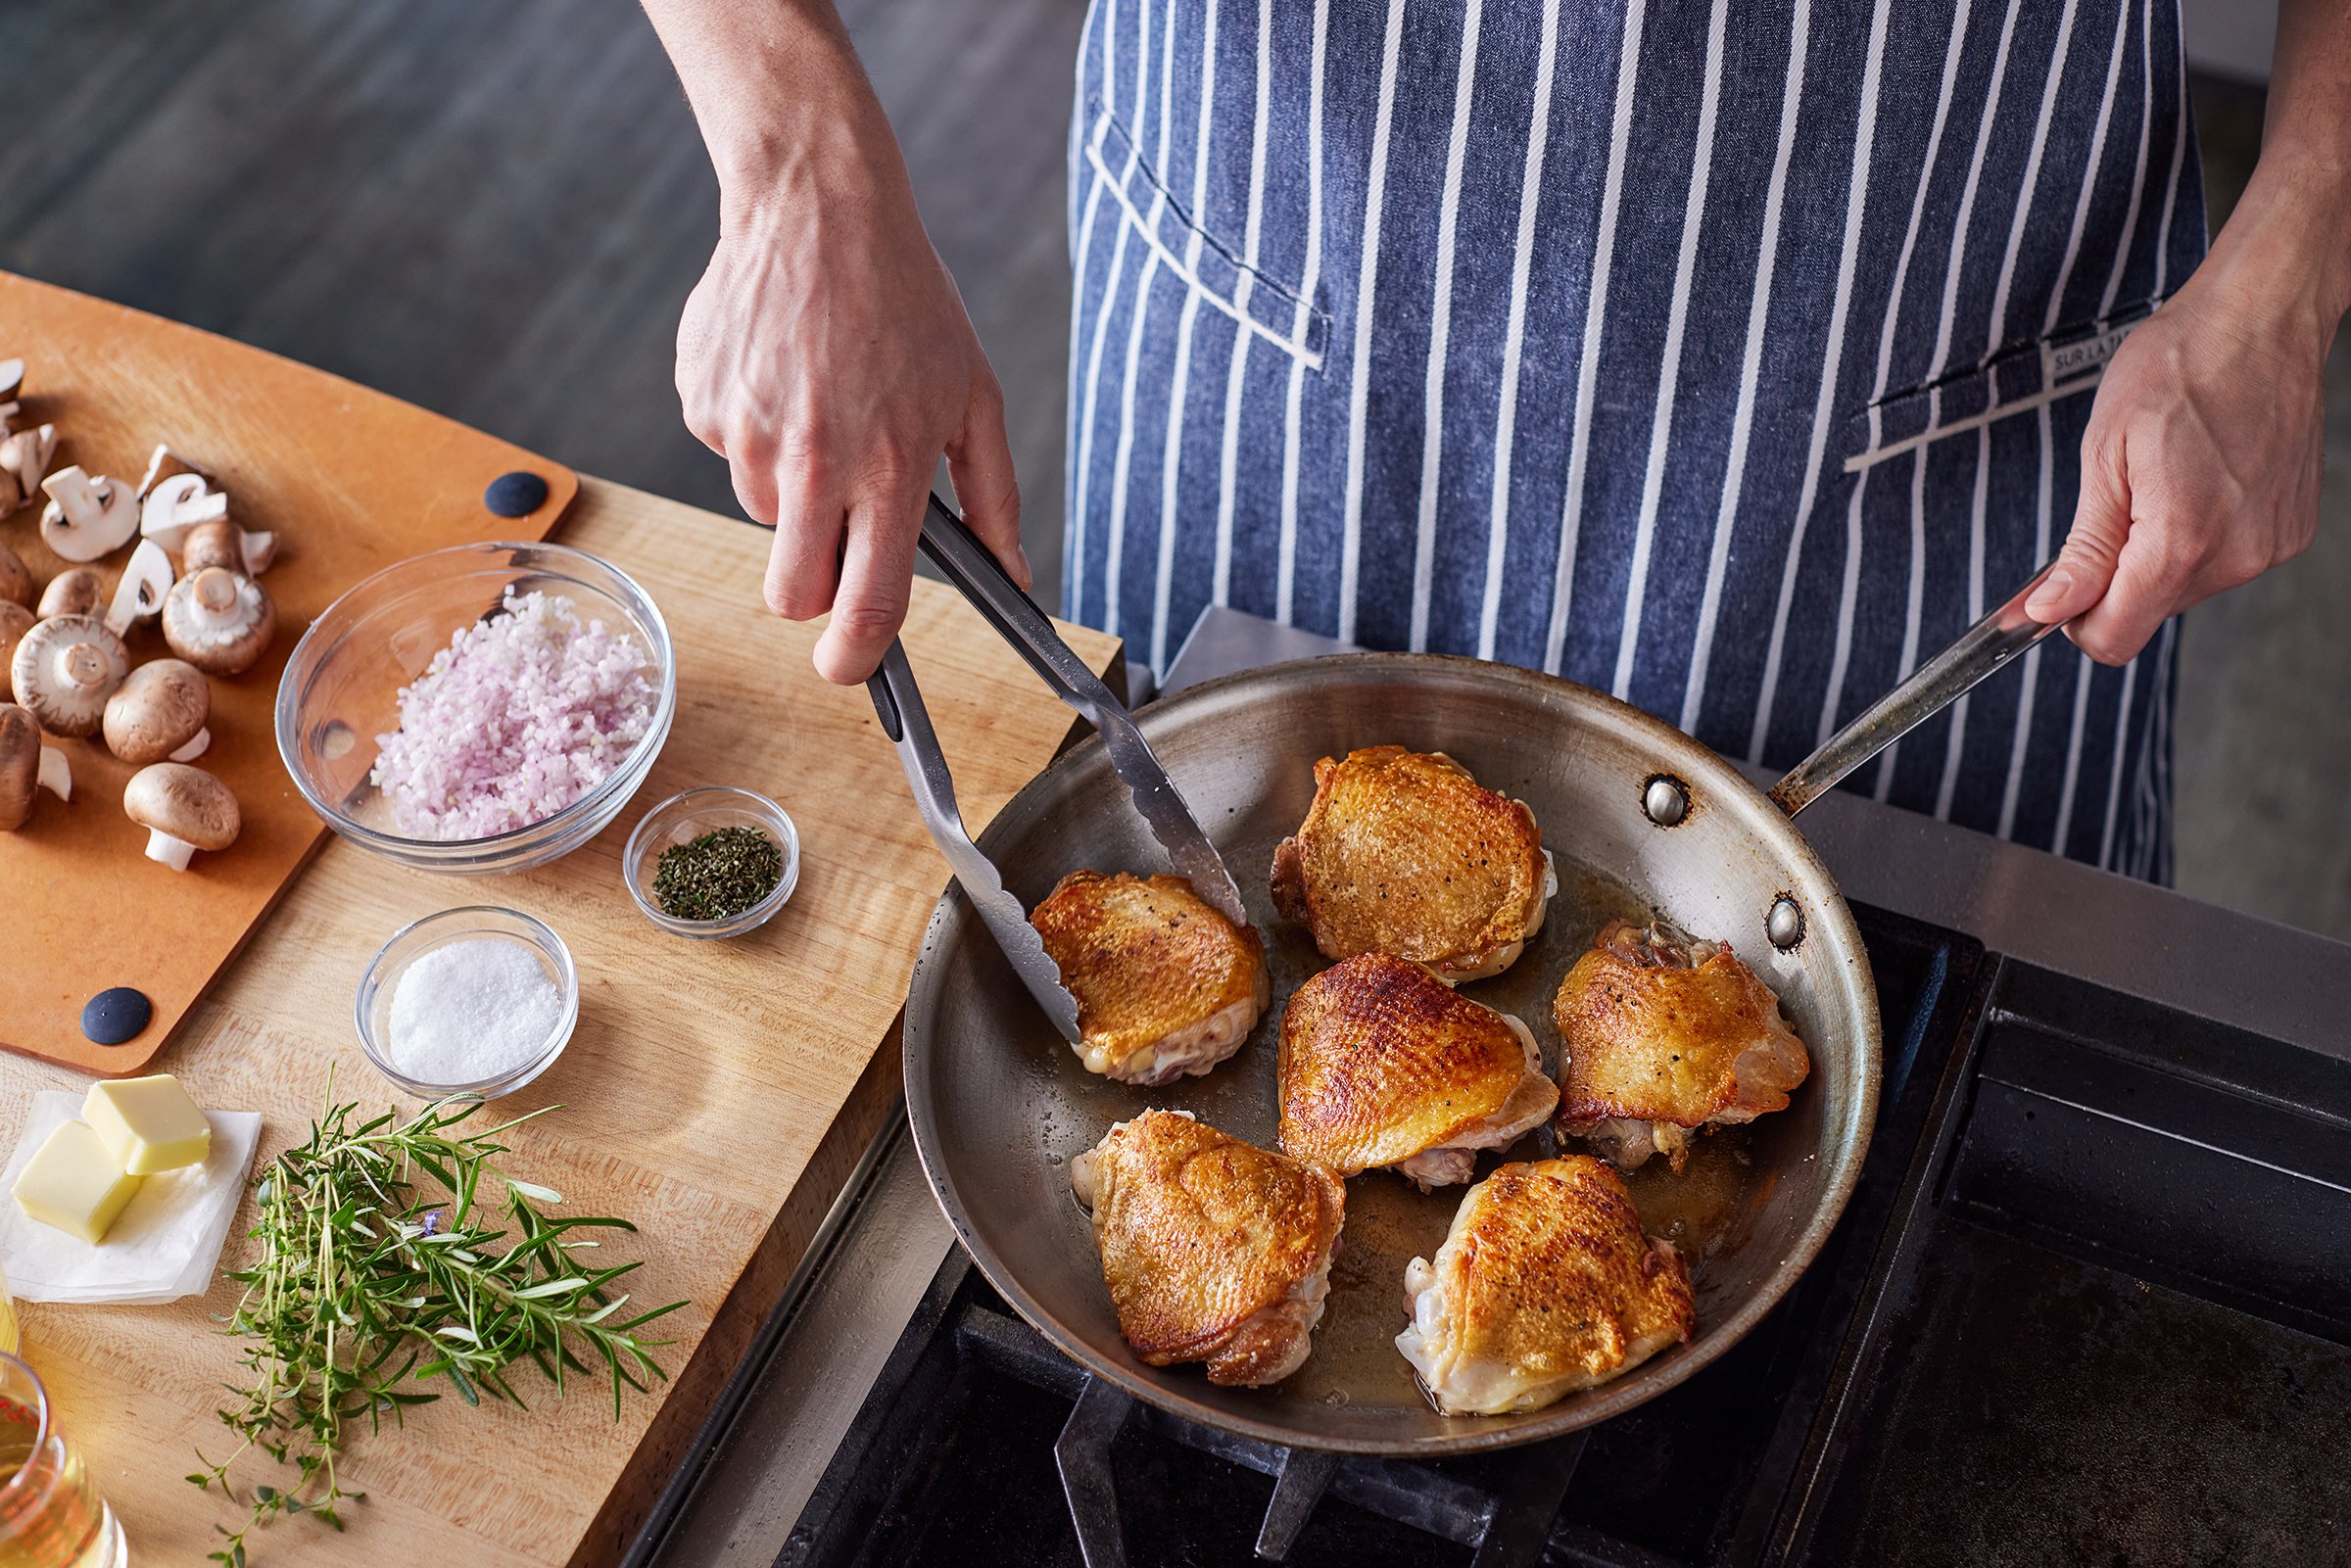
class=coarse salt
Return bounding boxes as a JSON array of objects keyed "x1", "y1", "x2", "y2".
[
  {"x1": 370, "y1": 589, "x2": 656, "y2": 841},
  {"x1": 387, "y1": 937, "x2": 565, "y2": 1086}
]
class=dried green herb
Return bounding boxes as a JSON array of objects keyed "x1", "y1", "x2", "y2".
[
  {"x1": 652, "y1": 825, "x2": 783, "y2": 921},
  {"x1": 190, "y1": 1084, "x2": 685, "y2": 1563}
]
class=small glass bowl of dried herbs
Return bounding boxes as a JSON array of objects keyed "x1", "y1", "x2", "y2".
[{"x1": 623, "y1": 786, "x2": 799, "y2": 938}]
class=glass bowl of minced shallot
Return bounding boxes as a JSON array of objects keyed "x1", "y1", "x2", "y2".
[
  {"x1": 276, "y1": 541, "x2": 676, "y2": 874},
  {"x1": 356, "y1": 905, "x2": 579, "y2": 1099}
]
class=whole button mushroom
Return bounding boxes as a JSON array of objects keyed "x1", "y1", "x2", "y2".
[
  {"x1": 122, "y1": 762, "x2": 240, "y2": 870},
  {"x1": 0, "y1": 543, "x2": 29, "y2": 609},
  {"x1": 0, "y1": 704, "x2": 72, "y2": 831},
  {"x1": 0, "y1": 602, "x2": 30, "y2": 701},
  {"x1": 103, "y1": 658, "x2": 211, "y2": 765},
  {"x1": 11, "y1": 614, "x2": 128, "y2": 738},
  {"x1": 37, "y1": 566, "x2": 102, "y2": 620},
  {"x1": 162, "y1": 566, "x2": 275, "y2": 677},
  {"x1": 181, "y1": 517, "x2": 276, "y2": 578}
]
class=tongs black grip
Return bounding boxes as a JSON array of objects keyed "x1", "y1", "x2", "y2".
[{"x1": 911, "y1": 496, "x2": 1123, "y2": 727}]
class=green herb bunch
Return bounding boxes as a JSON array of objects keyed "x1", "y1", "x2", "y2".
[{"x1": 189, "y1": 1088, "x2": 686, "y2": 1564}]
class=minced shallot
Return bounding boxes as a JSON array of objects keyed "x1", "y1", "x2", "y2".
[{"x1": 371, "y1": 589, "x2": 655, "y2": 840}]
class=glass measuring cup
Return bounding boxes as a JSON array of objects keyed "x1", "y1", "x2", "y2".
[{"x1": 0, "y1": 1354, "x2": 123, "y2": 1568}]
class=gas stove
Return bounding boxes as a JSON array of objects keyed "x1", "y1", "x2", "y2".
[{"x1": 629, "y1": 608, "x2": 2351, "y2": 1568}]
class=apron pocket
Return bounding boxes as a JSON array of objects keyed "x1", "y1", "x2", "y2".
[
  {"x1": 1842, "y1": 309, "x2": 2155, "y2": 475},
  {"x1": 1082, "y1": 100, "x2": 1330, "y2": 370}
]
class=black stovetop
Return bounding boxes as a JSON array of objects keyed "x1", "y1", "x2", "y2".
[{"x1": 779, "y1": 905, "x2": 2351, "y2": 1568}]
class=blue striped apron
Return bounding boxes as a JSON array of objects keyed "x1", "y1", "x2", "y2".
[{"x1": 1064, "y1": 0, "x2": 2204, "y2": 881}]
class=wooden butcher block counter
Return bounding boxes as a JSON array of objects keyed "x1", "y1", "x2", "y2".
[{"x1": 0, "y1": 288, "x2": 1121, "y2": 1563}]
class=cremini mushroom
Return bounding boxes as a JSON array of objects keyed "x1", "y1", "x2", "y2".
[
  {"x1": 103, "y1": 658, "x2": 211, "y2": 765},
  {"x1": 10, "y1": 613, "x2": 128, "y2": 738},
  {"x1": 0, "y1": 603, "x2": 30, "y2": 701},
  {"x1": 38, "y1": 467, "x2": 140, "y2": 563},
  {"x1": 0, "y1": 544, "x2": 29, "y2": 609},
  {"x1": 162, "y1": 566, "x2": 275, "y2": 677},
  {"x1": 103, "y1": 540, "x2": 174, "y2": 638},
  {"x1": 0, "y1": 423, "x2": 56, "y2": 516},
  {"x1": 179, "y1": 517, "x2": 275, "y2": 576},
  {"x1": 139, "y1": 471, "x2": 227, "y2": 554},
  {"x1": 0, "y1": 704, "x2": 72, "y2": 830},
  {"x1": 36, "y1": 566, "x2": 102, "y2": 620},
  {"x1": 122, "y1": 761, "x2": 240, "y2": 870}
]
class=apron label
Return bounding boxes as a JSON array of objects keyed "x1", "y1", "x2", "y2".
[{"x1": 2043, "y1": 322, "x2": 2135, "y2": 384}]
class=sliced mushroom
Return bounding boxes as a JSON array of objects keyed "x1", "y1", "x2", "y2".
[
  {"x1": 162, "y1": 567, "x2": 275, "y2": 677},
  {"x1": 39, "y1": 466, "x2": 140, "y2": 563},
  {"x1": 0, "y1": 706, "x2": 68, "y2": 830},
  {"x1": 123, "y1": 761, "x2": 240, "y2": 870},
  {"x1": 136, "y1": 444, "x2": 210, "y2": 499},
  {"x1": 0, "y1": 543, "x2": 29, "y2": 609},
  {"x1": 10, "y1": 613, "x2": 128, "y2": 737},
  {"x1": 0, "y1": 603, "x2": 29, "y2": 701},
  {"x1": 0, "y1": 424, "x2": 57, "y2": 515},
  {"x1": 104, "y1": 658, "x2": 211, "y2": 765},
  {"x1": 140, "y1": 471, "x2": 229, "y2": 554},
  {"x1": 0, "y1": 359, "x2": 22, "y2": 405},
  {"x1": 37, "y1": 566, "x2": 102, "y2": 620},
  {"x1": 104, "y1": 540, "x2": 175, "y2": 638}
]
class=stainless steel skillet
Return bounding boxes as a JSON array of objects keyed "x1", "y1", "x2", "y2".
[{"x1": 892, "y1": 516, "x2": 2063, "y2": 1456}]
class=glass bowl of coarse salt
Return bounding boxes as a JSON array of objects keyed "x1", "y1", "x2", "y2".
[
  {"x1": 356, "y1": 906, "x2": 579, "y2": 1100},
  {"x1": 276, "y1": 541, "x2": 676, "y2": 875}
]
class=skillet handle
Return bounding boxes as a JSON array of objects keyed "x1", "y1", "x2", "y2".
[{"x1": 1768, "y1": 561, "x2": 2065, "y2": 819}]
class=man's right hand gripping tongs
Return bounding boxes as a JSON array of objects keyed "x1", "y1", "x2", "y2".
[{"x1": 864, "y1": 494, "x2": 1249, "y2": 1043}]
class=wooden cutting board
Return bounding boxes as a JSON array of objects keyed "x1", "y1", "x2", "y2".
[
  {"x1": 0, "y1": 270, "x2": 577, "y2": 1074},
  {"x1": 0, "y1": 271, "x2": 1130, "y2": 1568},
  {"x1": 7, "y1": 485, "x2": 1123, "y2": 1568}
]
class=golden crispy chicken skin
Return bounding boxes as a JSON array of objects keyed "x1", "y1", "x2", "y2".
[
  {"x1": 1032, "y1": 871, "x2": 1271, "y2": 1086},
  {"x1": 1397, "y1": 1156, "x2": 1695, "y2": 1415},
  {"x1": 1070, "y1": 1110, "x2": 1347, "y2": 1387},
  {"x1": 1279, "y1": 953, "x2": 1558, "y2": 1188},
  {"x1": 1270, "y1": 746, "x2": 1555, "y2": 982},
  {"x1": 1554, "y1": 919, "x2": 1810, "y2": 1172}
]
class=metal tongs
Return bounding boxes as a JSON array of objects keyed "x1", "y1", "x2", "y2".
[{"x1": 866, "y1": 495, "x2": 1249, "y2": 1044}]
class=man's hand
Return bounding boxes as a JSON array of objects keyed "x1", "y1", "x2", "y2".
[
  {"x1": 2028, "y1": 0, "x2": 2348, "y2": 664},
  {"x1": 2025, "y1": 245, "x2": 2328, "y2": 663},
  {"x1": 646, "y1": 0, "x2": 1027, "y2": 683}
]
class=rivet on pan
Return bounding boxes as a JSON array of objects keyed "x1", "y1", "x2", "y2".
[
  {"x1": 1767, "y1": 896, "x2": 1805, "y2": 950},
  {"x1": 1642, "y1": 775, "x2": 1690, "y2": 828}
]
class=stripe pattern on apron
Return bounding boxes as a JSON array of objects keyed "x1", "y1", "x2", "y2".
[{"x1": 1065, "y1": 0, "x2": 2204, "y2": 881}]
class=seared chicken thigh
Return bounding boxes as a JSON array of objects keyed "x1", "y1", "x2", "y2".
[
  {"x1": 1071, "y1": 1110, "x2": 1346, "y2": 1387},
  {"x1": 1554, "y1": 919, "x2": 1810, "y2": 1172},
  {"x1": 1032, "y1": 871, "x2": 1271, "y2": 1085},
  {"x1": 1397, "y1": 1156, "x2": 1694, "y2": 1415},
  {"x1": 1279, "y1": 953, "x2": 1558, "y2": 1188},
  {"x1": 1271, "y1": 746, "x2": 1556, "y2": 982}
]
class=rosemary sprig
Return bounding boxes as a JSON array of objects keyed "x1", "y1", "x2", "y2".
[{"x1": 189, "y1": 1086, "x2": 687, "y2": 1563}]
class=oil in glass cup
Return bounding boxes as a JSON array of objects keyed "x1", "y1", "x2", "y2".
[{"x1": 0, "y1": 1354, "x2": 124, "y2": 1568}]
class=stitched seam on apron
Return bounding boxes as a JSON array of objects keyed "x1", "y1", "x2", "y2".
[
  {"x1": 1085, "y1": 103, "x2": 1329, "y2": 369},
  {"x1": 1842, "y1": 306, "x2": 2158, "y2": 472}
]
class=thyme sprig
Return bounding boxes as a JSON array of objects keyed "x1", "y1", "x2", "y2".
[{"x1": 189, "y1": 1087, "x2": 687, "y2": 1563}]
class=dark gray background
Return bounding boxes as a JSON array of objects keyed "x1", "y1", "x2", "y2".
[{"x1": 0, "y1": 2, "x2": 2339, "y2": 940}]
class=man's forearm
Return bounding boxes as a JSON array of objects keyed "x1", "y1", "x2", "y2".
[
  {"x1": 639, "y1": 0, "x2": 909, "y2": 229},
  {"x1": 2210, "y1": 0, "x2": 2351, "y2": 335}
]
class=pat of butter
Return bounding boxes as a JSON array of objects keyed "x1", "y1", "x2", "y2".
[
  {"x1": 14, "y1": 1120, "x2": 144, "y2": 1245},
  {"x1": 83, "y1": 1074, "x2": 212, "y2": 1176}
]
